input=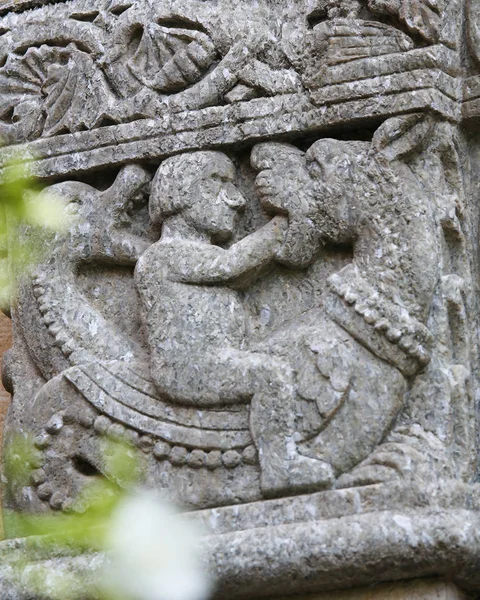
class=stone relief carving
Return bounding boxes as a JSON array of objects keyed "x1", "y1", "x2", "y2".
[
  {"x1": 0, "y1": 0, "x2": 302, "y2": 144},
  {"x1": 0, "y1": 0, "x2": 455, "y2": 146},
  {"x1": 2, "y1": 1, "x2": 480, "y2": 597},
  {"x1": 2, "y1": 110, "x2": 474, "y2": 514},
  {"x1": 134, "y1": 152, "x2": 338, "y2": 498}
]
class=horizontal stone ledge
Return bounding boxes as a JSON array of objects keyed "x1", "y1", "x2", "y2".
[
  {"x1": 1, "y1": 508, "x2": 480, "y2": 599},
  {"x1": 313, "y1": 70, "x2": 460, "y2": 107},
  {"x1": 0, "y1": 88, "x2": 460, "y2": 181},
  {"x1": 206, "y1": 508, "x2": 480, "y2": 599},
  {"x1": 266, "y1": 579, "x2": 469, "y2": 600}
]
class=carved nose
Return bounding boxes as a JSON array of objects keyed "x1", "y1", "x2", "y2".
[{"x1": 223, "y1": 185, "x2": 246, "y2": 209}]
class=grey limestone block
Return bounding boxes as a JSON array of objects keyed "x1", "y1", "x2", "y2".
[{"x1": 1, "y1": 0, "x2": 480, "y2": 598}]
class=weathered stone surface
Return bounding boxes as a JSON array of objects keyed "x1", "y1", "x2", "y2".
[
  {"x1": 0, "y1": 501, "x2": 479, "y2": 598},
  {"x1": 262, "y1": 579, "x2": 469, "y2": 600},
  {"x1": 4, "y1": 110, "x2": 474, "y2": 513},
  {"x1": 0, "y1": 0, "x2": 464, "y2": 177},
  {"x1": 1, "y1": 0, "x2": 480, "y2": 598}
]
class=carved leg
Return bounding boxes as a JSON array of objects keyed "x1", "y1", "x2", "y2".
[
  {"x1": 247, "y1": 355, "x2": 335, "y2": 499},
  {"x1": 154, "y1": 347, "x2": 334, "y2": 498},
  {"x1": 299, "y1": 338, "x2": 406, "y2": 480}
]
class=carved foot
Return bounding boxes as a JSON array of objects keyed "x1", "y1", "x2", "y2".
[
  {"x1": 261, "y1": 455, "x2": 335, "y2": 498},
  {"x1": 336, "y1": 427, "x2": 446, "y2": 489}
]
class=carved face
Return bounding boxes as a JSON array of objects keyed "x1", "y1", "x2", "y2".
[
  {"x1": 184, "y1": 158, "x2": 246, "y2": 241},
  {"x1": 252, "y1": 144, "x2": 310, "y2": 215}
]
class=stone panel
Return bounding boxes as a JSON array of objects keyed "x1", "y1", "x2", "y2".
[{"x1": 0, "y1": 0, "x2": 480, "y2": 599}]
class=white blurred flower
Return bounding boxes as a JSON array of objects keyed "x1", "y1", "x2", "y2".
[
  {"x1": 24, "y1": 189, "x2": 73, "y2": 232},
  {"x1": 104, "y1": 490, "x2": 212, "y2": 600}
]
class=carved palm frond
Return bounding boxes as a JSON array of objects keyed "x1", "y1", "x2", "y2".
[{"x1": 128, "y1": 23, "x2": 217, "y2": 93}]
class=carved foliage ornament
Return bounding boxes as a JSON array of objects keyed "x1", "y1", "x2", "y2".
[{"x1": 0, "y1": 0, "x2": 452, "y2": 145}]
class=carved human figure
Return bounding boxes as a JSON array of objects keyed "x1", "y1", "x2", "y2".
[
  {"x1": 250, "y1": 127, "x2": 439, "y2": 480},
  {"x1": 135, "y1": 151, "x2": 334, "y2": 497}
]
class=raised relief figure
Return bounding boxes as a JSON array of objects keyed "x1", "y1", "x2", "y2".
[
  {"x1": 3, "y1": 115, "x2": 469, "y2": 515},
  {"x1": 135, "y1": 152, "x2": 334, "y2": 497},
  {"x1": 247, "y1": 116, "x2": 465, "y2": 487},
  {"x1": 0, "y1": 0, "x2": 478, "y2": 593},
  {"x1": 245, "y1": 129, "x2": 435, "y2": 482}
]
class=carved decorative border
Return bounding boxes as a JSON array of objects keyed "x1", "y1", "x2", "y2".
[{"x1": 0, "y1": 85, "x2": 460, "y2": 180}]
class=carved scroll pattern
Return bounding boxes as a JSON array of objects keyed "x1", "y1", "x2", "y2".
[{"x1": 0, "y1": 0, "x2": 450, "y2": 145}]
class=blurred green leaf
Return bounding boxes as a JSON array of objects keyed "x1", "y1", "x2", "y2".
[
  {"x1": 3, "y1": 436, "x2": 141, "y2": 549},
  {"x1": 0, "y1": 150, "x2": 73, "y2": 312}
]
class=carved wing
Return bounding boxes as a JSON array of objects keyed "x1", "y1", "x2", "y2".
[
  {"x1": 296, "y1": 348, "x2": 350, "y2": 434},
  {"x1": 305, "y1": 19, "x2": 415, "y2": 89},
  {"x1": 312, "y1": 19, "x2": 414, "y2": 68}
]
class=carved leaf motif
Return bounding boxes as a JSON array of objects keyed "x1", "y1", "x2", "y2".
[
  {"x1": 128, "y1": 23, "x2": 217, "y2": 93},
  {"x1": 0, "y1": 47, "x2": 53, "y2": 142},
  {"x1": 42, "y1": 46, "x2": 117, "y2": 135},
  {"x1": 0, "y1": 42, "x2": 118, "y2": 142}
]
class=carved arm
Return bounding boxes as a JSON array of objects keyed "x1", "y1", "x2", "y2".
[{"x1": 173, "y1": 217, "x2": 287, "y2": 285}]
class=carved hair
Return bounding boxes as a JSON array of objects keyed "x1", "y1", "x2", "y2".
[
  {"x1": 150, "y1": 151, "x2": 235, "y2": 224},
  {"x1": 306, "y1": 138, "x2": 398, "y2": 204}
]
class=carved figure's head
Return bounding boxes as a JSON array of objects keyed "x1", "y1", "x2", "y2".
[
  {"x1": 251, "y1": 143, "x2": 310, "y2": 214},
  {"x1": 150, "y1": 151, "x2": 246, "y2": 241},
  {"x1": 306, "y1": 138, "x2": 374, "y2": 236},
  {"x1": 252, "y1": 138, "x2": 386, "y2": 267},
  {"x1": 252, "y1": 141, "x2": 325, "y2": 268}
]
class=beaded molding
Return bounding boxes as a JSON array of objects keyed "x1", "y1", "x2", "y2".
[{"x1": 31, "y1": 408, "x2": 258, "y2": 511}]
